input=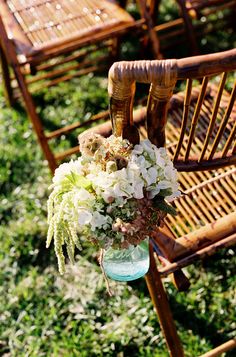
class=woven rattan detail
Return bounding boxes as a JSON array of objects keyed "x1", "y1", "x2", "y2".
[
  {"x1": 108, "y1": 59, "x2": 178, "y2": 99},
  {"x1": 167, "y1": 84, "x2": 236, "y2": 162},
  {"x1": 160, "y1": 84, "x2": 236, "y2": 236},
  {"x1": 7, "y1": 0, "x2": 134, "y2": 47}
]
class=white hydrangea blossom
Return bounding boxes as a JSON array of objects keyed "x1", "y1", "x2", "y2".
[{"x1": 52, "y1": 158, "x2": 83, "y2": 184}]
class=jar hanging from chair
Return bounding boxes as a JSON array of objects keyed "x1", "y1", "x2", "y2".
[{"x1": 102, "y1": 238, "x2": 150, "y2": 282}]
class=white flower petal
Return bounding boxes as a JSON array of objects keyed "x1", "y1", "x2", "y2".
[
  {"x1": 78, "y1": 209, "x2": 92, "y2": 225},
  {"x1": 53, "y1": 159, "x2": 83, "y2": 184}
]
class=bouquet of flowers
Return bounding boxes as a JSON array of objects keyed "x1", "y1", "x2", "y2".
[{"x1": 46, "y1": 134, "x2": 180, "y2": 274}]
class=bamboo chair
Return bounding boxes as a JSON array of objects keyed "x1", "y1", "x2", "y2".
[
  {"x1": 89, "y1": 49, "x2": 236, "y2": 356},
  {"x1": 175, "y1": 0, "x2": 236, "y2": 55},
  {"x1": 0, "y1": 0, "x2": 161, "y2": 173}
]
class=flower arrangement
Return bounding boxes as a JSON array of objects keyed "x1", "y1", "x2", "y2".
[{"x1": 46, "y1": 134, "x2": 180, "y2": 274}]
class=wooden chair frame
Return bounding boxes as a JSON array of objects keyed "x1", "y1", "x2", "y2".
[
  {"x1": 175, "y1": 0, "x2": 236, "y2": 55},
  {"x1": 0, "y1": 0, "x2": 162, "y2": 173},
  {"x1": 106, "y1": 49, "x2": 236, "y2": 356}
]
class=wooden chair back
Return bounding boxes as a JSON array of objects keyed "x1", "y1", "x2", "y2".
[
  {"x1": 107, "y1": 49, "x2": 236, "y2": 357},
  {"x1": 108, "y1": 49, "x2": 236, "y2": 171}
]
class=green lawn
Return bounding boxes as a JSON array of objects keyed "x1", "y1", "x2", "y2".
[{"x1": 0, "y1": 4, "x2": 236, "y2": 356}]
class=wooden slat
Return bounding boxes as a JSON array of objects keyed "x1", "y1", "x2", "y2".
[
  {"x1": 24, "y1": 19, "x2": 144, "y2": 64},
  {"x1": 199, "y1": 72, "x2": 227, "y2": 161},
  {"x1": 153, "y1": 18, "x2": 184, "y2": 32},
  {"x1": 174, "y1": 78, "x2": 192, "y2": 161},
  {"x1": 187, "y1": 0, "x2": 236, "y2": 11},
  {"x1": 46, "y1": 111, "x2": 110, "y2": 140},
  {"x1": 158, "y1": 233, "x2": 236, "y2": 277},
  {"x1": 0, "y1": 0, "x2": 32, "y2": 54},
  {"x1": 208, "y1": 82, "x2": 236, "y2": 159},
  {"x1": 177, "y1": 49, "x2": 236, "y2": 79},
  {"x1": 153, "y1": 211, "x2": 236, "y2": 262},
  {"x1": 221, "y1": 116, "x2": 236, "y2": 157},
  {"x1": 54, "y1": 145, "x2": 81, "y2": 161},
  {"x1": 183, "y1": 167, "x2": 236, "y2": 194},
  {"x1": 232, "y1": 138, "x2": 236, "y2": 154},
  {"x1": 26, "y1": 18, "x2": 142, "y2": 59},
  {"x1": 35, "y1": 42, "x2": 110, "y2": 71},
  {"x1": 27, "y1": 56, "x2": 108, "y2": 84},
  {"x1": 174, "y1": 151, "x2": 236, "y2": 171},
  {"x1": 199, "y1": 339, "x2": 236, "y2": 357},
  {"x1": 184, "y1": 76, "x2": 209, "y2": 161}
]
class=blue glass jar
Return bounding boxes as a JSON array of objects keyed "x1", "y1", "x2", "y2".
[{"x1": 102, "y1": 238, "x2": 150, "y2": 281}]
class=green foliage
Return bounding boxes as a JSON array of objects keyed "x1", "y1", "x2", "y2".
[
  {"x1": 1, "y1": 5, "x2": 236, "y2": 355},
  {"x1": 152, "y1": 197, "x2": 177, "y2": 216}
]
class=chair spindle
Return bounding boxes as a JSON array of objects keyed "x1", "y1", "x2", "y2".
[
  {"x1": 173, "y1": 78, "x2": 192, "y2": 161},
  {"x1": 199, "y1": 72, "x2": 228, "y2": 162},
  {"x1": 184, "y1": 76, "x2": 209, "y2": 161},
  {"x1": 208, "y1": 81, "x2": 236, "y2": 159}
]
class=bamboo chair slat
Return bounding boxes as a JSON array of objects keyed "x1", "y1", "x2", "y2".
[
  {"x1": 232, "y1": 139, "x2": 236, "y2": 153},
  {"x1": 198, "y1": 338, "x2": 236, "y2": 357},
  {"x1": 54, "y1": 145, "x2": 81, "y2": 161},
  {"x1": 14, "y1": 64, "x2": 103, "y2": 99},
  {"x1": 208, "y1": 182, "x2": 232, "y2": 214},
  {"x1": 159, "y1": 233, "x2": 236, "y2": 277},
  {"x1": 221, "y1": 174, "x2": 236, "y2": 196},
  {"x1": 165, "y1": 214, "x2": 187, "y2": 236},
  {"x1": 184, "y1": 76, "x2": 209, "y2": 161},
  {"x1": 6, "y1": 0, "x2": 134, "y2": 49},
  {"x1": 222, "y1": 120, "x2": 236, "y2": 157},
  {"x1": 179, "y1": 174, "x2": 212, "y2": 216},
  {"x1": 155, "y1": 211, "x2": 236, "y2": 263},
  {"x1": 166, "y1": 169, "x2": 235, "y2": 236},
  {"x1": 173, "y1": 199, "x2": 197, "y2": 229},
  {"x1": 46, "y1": 111, "x2": 110, "y2": 140},
  {"x1": 174, "y1": 78, "x2": 192, "y2": 161},
  {"x1": 208, "y1": 82, "x2": 236, "y2": 159},
  {"x1": 35, "y1": 42, "x2": 111, "y2": 72},
  {"x1": 27, "y1": 55, "x2": 108, "y2": 84},
  {"x1": 185, "y1": 0, "x2": 235, "y2": 11},
  {"x1": 199, "y1": 72, "x2": 228, "y2": 161},
  {"x1": 175, "y1": 198, "x2": 197, "y2": 228}
]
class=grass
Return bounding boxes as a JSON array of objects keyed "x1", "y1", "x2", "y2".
[{"x1": 0, "y1": 4, "x2": 236, "y2": 356}]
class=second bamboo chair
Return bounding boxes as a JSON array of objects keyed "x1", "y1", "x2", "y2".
[
  {"x1": 0, "y1": 0, "x2": 161, "y2": 173},
  {"x1": 87, "y1": 49, "x2": 236, "y2": 356},
  {"x1": 176, "y1": 0, "x2": 236, "y2": 54}
]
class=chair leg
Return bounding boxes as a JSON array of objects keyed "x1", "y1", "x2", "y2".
[
  {"x1": 12, "y1": 63, "x2": 58, "y2": 173},
  {"x1": 0, "y1": 45, "x2": 15, "y2": 106},
  {"x1": 145, "y1": 246, "x2": 184, "y2": 357},
  {"x1": 137, "y1": 0, "x2": 162, "y2": 59},
  {"x1": 176, "y1": 0, "x2": 199, "y2": 55}
]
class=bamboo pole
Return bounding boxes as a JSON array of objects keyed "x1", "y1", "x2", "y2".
[
  {"x1": 159, "y1": 233, "x2": 236, "y2": 277},
  {"x1": 199, "y1": 339, "x2": 236, "y2": 357},
  {"x1": 152, "y1": 212, "x2": 236, "y2": 262}
]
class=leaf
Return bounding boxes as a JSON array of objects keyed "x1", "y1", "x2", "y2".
[
  {"x1": 153, "y1": 198, "x2": 177, "y2": 216},
  {"x1": 66, "y1": 172, "x2": 91, "y2": 189},
  {"x1": 159, "y1": 188, "x2": 173, "y2": 197}
]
